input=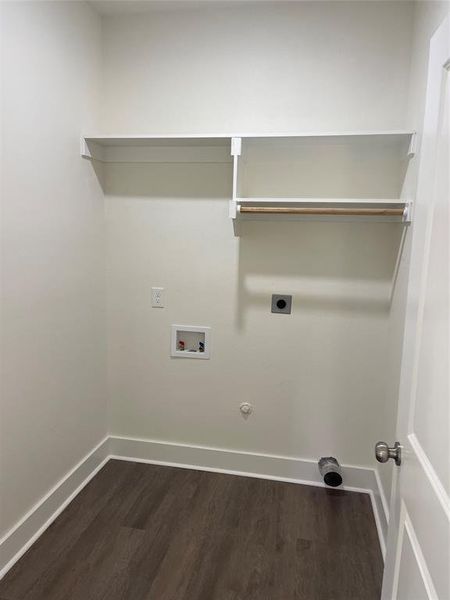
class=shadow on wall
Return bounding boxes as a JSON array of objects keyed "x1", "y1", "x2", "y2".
[
  {"x1": 97, "y1": 159, "x2": 404, "y2": 330},
  {"x1": 100, "y1": 161, "x2": 233, "y2": 199},
  {"x1": 235, "y1": 220, "x2": 403, "y2": 330}
]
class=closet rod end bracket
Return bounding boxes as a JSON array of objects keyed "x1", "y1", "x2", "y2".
[
  {"x1": 403, "y1": 202, "x2": 413, "y2": 224},
  {"x1": 407, "y1": 132, "x2": 417, "y2": 159}
]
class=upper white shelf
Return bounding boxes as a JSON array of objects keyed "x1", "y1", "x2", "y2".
[
  {"x1": 82, "y1": 135, "x2": 231, "y2": 147},
  {"x1": 81, "y1": 129, "x2": 413, "y2": 149},
  {"x1": 81, "y1": 130, "x2": 415, "y2": 161},
  {"x1": 83, "y1": 130, "x2": 413, "y2": 141}
]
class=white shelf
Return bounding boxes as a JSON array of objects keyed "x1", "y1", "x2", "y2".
[
  {"x1": 236, "y1": 197, "x2": 405, "y2": 205},
  {"x1": 81, "y1": 135, "x2": 232, "y2": 163},
  {"x1": 80, "y1": 131, "x2": 415, "y2": 233},
  {"x1": 229, "y1": 132, "x2": 415, "y2": 234},
  {"x1": 83, "y1": 135, "x2": 231, "y2": 147},
  {"x1": 83, "y1": 130, "x2": 413, "y2": 141},
  {"x1": 81, "y1": 130, "x2": 414, "y2": 160},
  {"x1": 242, "y1": 131, "x2": 413, "y2": 145}
]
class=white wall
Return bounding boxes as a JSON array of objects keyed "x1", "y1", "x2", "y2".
[
  {"x1": 101, "y1": 1, "x2": 413, "y2": 133},
  {"x1": 106, "y1": 167, "x2": 402, "y2": 468},
  {"x1": 406, "y1": 1, "x2": 450, "y2": 137},
  {"x1": 102, "y1": 2, "x2": 414, "y2": 472},
  {"x1": 377, "y1": 0, "x2": 450, "y2": 509},
  {"x1": 0, "y1": 1, "x2": 107, "y2": 538},
  {"x1": 3, "y1": 0, "x2": 443, "y2": 547}
]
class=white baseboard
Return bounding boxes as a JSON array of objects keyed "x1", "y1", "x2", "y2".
[
  {"x1": 0, "y1": 436, "x2": 110, "y2": 579},
  {"x1": 109, "y1": 435, "x2": 388, "y2": 556},
  {"x1": 0, "y1": 434, "x2": 388, "y2": 579}
]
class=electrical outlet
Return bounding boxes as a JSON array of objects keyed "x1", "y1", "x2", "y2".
[
  {"x1": 271, "y1": 294, "x2": 292, "y2": 314},
  {"x1": 151, "y1": 287, "x2": 164, "y2": 308}
]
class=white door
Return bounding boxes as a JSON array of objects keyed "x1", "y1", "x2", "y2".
[{"x1": 381, "y1": 15, "x2": 450, "y2": 600}]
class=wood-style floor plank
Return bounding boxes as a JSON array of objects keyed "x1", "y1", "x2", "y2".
[{"x1": 0, "y1": 460, "x2": 383, "y2": 600}]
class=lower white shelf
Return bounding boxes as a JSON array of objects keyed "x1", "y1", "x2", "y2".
[{"x1": 236, "y1": 197, "x2": 406, "y2": 205}]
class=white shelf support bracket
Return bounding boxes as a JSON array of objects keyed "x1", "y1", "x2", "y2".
[
  {"x1": 407, "y1": 132, "x2": 417, "y2": 158},
  {"x1": 231, "y1": 137, "x2": 242, "y2": 158},
  {"x1": 230, "y1": 137, "x2": 242, "y2": 226},
  {"x1": 80, "y1": 137, "x2": 104, "y2": 161},
  {"x1": 80, "y1": 136, "x2": 92, "y2": 159}
]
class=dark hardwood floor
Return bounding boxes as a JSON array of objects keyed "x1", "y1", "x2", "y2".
[{"x1": 0, "y1": 460, "x2": 383, "y2": 600}]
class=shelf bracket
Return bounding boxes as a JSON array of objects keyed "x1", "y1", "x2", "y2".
[
  {"x1": 80, "y1": 136, "x2": 92, "y2": 159},
  {"x1": 231, "y1": 137, "x2": 242, "y2": 158},
  {"x1": 230, "y1": 138, "x2": 242, "y2": 228},
  {"x1": 407, "y1": 132, "x2": 417, "y2": 159},
  {"x1": 80, "y1": 136, "x2": 105, "y2": 161}
]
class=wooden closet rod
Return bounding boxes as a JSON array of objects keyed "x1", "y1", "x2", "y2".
[{"x1": 239, "y1": 206, "x2": 404, "y2": 216}]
